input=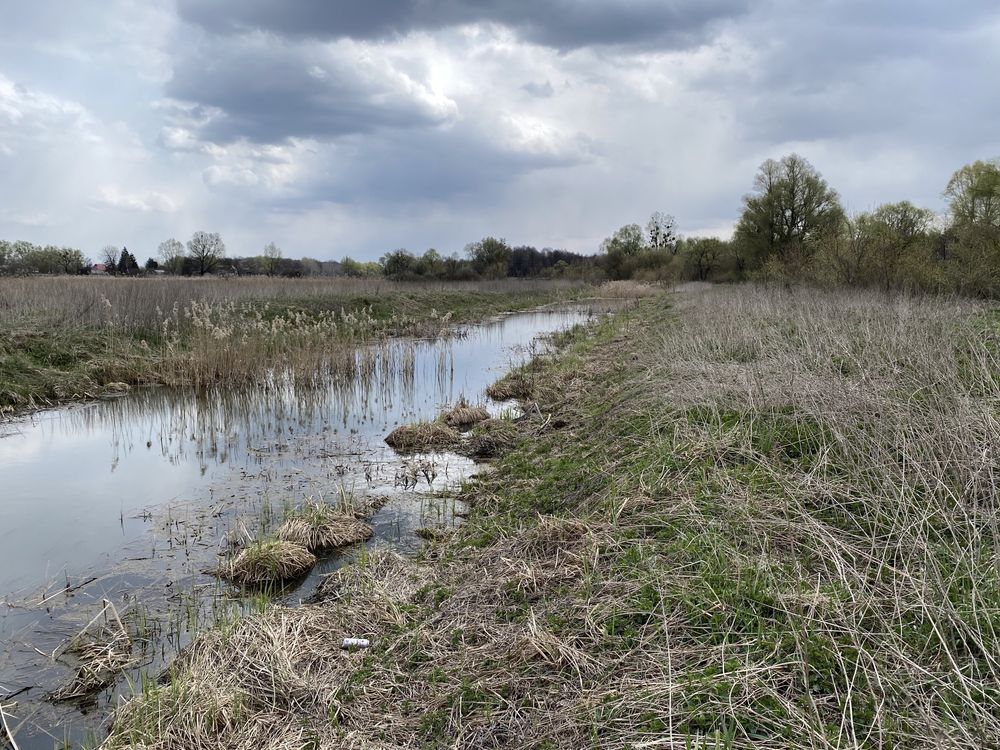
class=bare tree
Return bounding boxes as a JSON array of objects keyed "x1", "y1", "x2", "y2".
[
  {"x1": 646, "y1": 211, "x2": 678, "y2": 252},
  {"x1": 100, "y1": 244, "x2": 119, "y2": 273},
  {"x1": 186, "y1": 231, "x2": 226, "y2": 276},
  {"x1": 157, "y1": 238, "x2": 185, "y2": 274}
]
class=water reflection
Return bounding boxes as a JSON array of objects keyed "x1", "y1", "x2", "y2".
[{"x1": 0, "y1": 302, "x2": 624, "y2": 749}]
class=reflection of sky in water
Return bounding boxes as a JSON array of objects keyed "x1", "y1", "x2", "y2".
[
  {"x1": 0, "y1": 304, "x2": 619, "y2": 748},
  {"x1": 0, "y1": 309, "x2": 595, "y2": 594}
]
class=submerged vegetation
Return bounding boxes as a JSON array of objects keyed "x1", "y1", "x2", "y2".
[{"x1": 103, "y1": 285, "x2": 1000, "y2": 748}]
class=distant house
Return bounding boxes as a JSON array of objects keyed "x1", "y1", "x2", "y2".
[{"x1": 91, "y1": 263, "x2": 108, "y2": 275}]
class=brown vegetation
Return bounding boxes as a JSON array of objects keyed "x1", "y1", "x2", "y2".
[
  {"x1": 439, "y1": 396, "x2": 490, "y2": 429},
  {"x1": 217, "y1": 540, "x2": 317, "y2": 586},
  {"x1": 384, "y1": 421, "x2": 461, "y2": 452},
  {"x1": 275, "y1": 503, "x2": 374, "y2": 552}
]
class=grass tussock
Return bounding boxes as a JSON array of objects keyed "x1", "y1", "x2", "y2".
[
  {"x1": 463, "y1": 417, "x2": 519, "y2": 459},
  {"x1": 275, "y1": 502, "x2": 374, "y2": 552},
  {"x1": 485, "y1": 369, "x2": 533, "y2": 401},
  {"x1": 440, "y1": 396, "x2": 491, "y2": 429},
  {"x1": 217, "y1": 540, "x2": 316, "y2": 586},
  {"x1": 104, "y1": 554, "x2": 426, "y2": 750},
  {"x1": 384, "y1": 421, "x2": 461, "y2": 452}
]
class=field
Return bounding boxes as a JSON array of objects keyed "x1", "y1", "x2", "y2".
[
  {"x1": 98, "y1": 285, "x2": 1000, "y2": 749},
  {"x1": 0, "y1": 276, "x2": 588, "y2": 412}
]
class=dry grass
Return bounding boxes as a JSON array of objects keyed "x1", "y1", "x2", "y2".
[
  {"x1": 51, "y1": 600, "x2": 135, "y2": 704},
  {"x1": 440, "y1": 396, "x2": 491, "y2": 429},
  {"x1": 105, "y1": 286, "x2": 1000, "y2": 748},
  {"x1": 217, "y1": 540, "x2": 317, "y2": 586},
  {"x1": 0, "y1": 276, "x2": 579, "y2": 330},
  {"x1": 104, "y1": 553, "x2": 427, "y2": 750},
  {"x1": 463, "y1": 417, "x2": 519, "y2": 459},
  {"x1": 485, "y1": 370, "x2": 533, "y2": 401},
  {"x1": 595, "y1": 279, "x2": 662, "y2": 298},
  {"x1": 384, "y1": 421, "x2": 461, "y2": 452},
  {"x1": 276, "y1": 502, "x2": 374, "y2": 552}
]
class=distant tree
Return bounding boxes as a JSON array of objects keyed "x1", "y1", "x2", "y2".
[
  {"x1": 56, "y1": 247, "x2": 88, "y2": 275},
  {"x1": 186, "y1": 231, "x2": 226, "y2": 276},
  {"x1": 416, "y1": 248, "x2": 445, "y2": 278},
  {"x1": 117, "y1": 247, "x2": 140, "y2": 276},
  {"x1": 681, "y1": 238, "x2": 725, "y2": 281},
  {"x1": 157, "y1": 238, "x2": 185, "y2": 274},
  {"x1": 380, "y1": 248, "x2": 417, "y2": 278},
  {"x1": 467, "y1": 237, "x2": 512, "y2": 279},
  {"x1": 100, "y1": 244, "x2": 120, "y2": 273},
  {"x1": 145, "y1": 258, "x2": 160, "y2": 271},
  {"x1": 646, "y1": 211, "x2": 678, "y2": 252},
  {"x1": 600, "y1": 224, "x2": 646, "y2": 279},
  {"x1": 259, "y1": 242, "x2": 282, "y2": 276},
  {"x1": 300, "y1": 257, "x2": 322, "y2": 276},
  {"x1": 945, "y1": 160, "x2": 1000, "y2": 228},
  {"x1": 734, "y1": 154, "x2": 845, "y2": 275}
]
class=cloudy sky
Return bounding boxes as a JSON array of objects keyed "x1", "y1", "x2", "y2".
[{"x1": 1, "y1": 1, "x2": 998, "y2": 262}]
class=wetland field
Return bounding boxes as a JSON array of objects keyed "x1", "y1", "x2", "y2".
[{"x1": 3, "y1": 279, "x2": 1000, "y2": 749}]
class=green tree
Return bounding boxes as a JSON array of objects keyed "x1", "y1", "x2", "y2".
[
  {"x1": 259, "y1": 242, "x2": 282, "y2": 276},
  {"x1": 681, "y1": 238, "x2": 725, "y2": 281},
  {"x1": 945, "y1": 160, "x2": 1000, "y2": 228},
  {"x1": 380, "y1": 248, "x2": 417, "y2": 278},
  {"x1": 466, "y1": 237, "x2": 512, "y2": 279},
  {"x1": 734, "y1": 154, "x2": 845, "y2": 275},
  {"x1": 187, "y1": 231, "x2": 226, "y2": 276},
  {"x1": 600, "y1": 224, "x2": 646, "y2": 279}
]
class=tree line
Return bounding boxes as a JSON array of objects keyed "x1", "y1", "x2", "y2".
[
  {"x1": 598, "y1": 156, "x2": 1000, "y2": 295},
  {"x1": 3, "y1": 156, "x2": 998, "y2": 294}
]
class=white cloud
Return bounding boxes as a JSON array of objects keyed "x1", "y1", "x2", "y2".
[{"x1": 93, "y1": 186, "x2": 179, "y2": 213}]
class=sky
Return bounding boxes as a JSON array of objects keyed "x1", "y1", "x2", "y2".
[{"x1": 1, "y1": 0, "x2": 998, "y2": 263}]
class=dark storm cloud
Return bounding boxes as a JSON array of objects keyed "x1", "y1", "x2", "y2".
[
  {"x1": 176, "y1": 0, "x2": 750, "y2": 50},
  {"x1": 165, "y1": 36, "x2": 452, "y2": 144}
]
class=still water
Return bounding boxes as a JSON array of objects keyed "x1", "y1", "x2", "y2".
[{"x1": 0, "y1": 303, "x2": 617, "y2": 749}]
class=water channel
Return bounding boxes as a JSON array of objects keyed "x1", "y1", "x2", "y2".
[{"x1": 0, "y1": 302, "x2": 623, "y2": 749}]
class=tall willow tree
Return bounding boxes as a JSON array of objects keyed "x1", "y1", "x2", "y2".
[{"x1": 734, "y1": 154, "x2": 845, "y2": 274}]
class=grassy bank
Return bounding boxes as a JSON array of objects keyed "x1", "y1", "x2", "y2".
[
  {"x1": 103, "y1": 286, "x2": 1000, "y2": 748},
  {"x1": 0, "y1": 277, "x2": 589, "y2": 412}
]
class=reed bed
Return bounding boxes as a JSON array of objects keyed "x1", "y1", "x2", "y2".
[{"x1": 0, "y1": 276, "x2": 585, "y2": 409}]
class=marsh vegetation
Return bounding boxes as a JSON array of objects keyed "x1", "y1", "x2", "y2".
[{"x1": 98, "y1": 285, "x2": 1000, "y2": 749}]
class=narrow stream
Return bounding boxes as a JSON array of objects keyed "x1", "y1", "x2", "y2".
[{"x1": 0, "y1": 302, "x2": 623, "y2": 749}]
